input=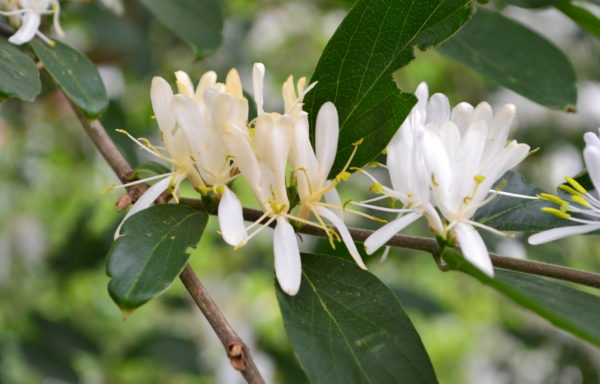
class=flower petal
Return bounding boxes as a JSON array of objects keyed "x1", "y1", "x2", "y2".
[
  {"x1": 273, "y1": 217, "x2": 302, "y2": 295},
  {"x1": 364, "y1": 212, "x2": 422, "y2": 255},
  {"x1": 151, "y1": 77, "x2": 176, "y2": 135},
  {"x1": 315, "y1": 102, "x2": 339, "y2": 181},
  {"x1": 427, "y1": 92, "x2": 450, "y2": 126},
  {"x1": 583, "y1": 135, "x2": 600, "y2": 192},
  {"x1": 317, "y1": 206, "x2": 367, "y2": 270},
  {"x1": 113, "y1": 175, "x2": 174, "y2": 240},
  {"x1": 218, "y1": 187, "x2": 247, "y2": 246},
  {"x1": 9, "y1": 12, "x2": 40, "y2": 45},
  {"x1": 253, "y1": 63, "x2": 265, "y2": 115},
  {"x1": 528, "y1": 223, "x2": 600, "y2": 245},
  {"x1": 453, "y1": 222, "x2": 494, "y2": 277}
]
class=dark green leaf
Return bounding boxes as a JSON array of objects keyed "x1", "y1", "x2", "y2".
[
  {"x1": 138, "y1": 0, "x2": 223, "y2": 58},
  {"x1": 277, "y1": 253, "x2": 438, "y2": 384},
  {"x1": 556, "y1": 1, "x2": 600, "y2": 40},
  {"x1": 443, "y1": 248, "x2": 600, "y2": 346},
  {"x1": 0, "y1": 37, "x2": 40, "y2": 101},
  {"x1": 474, "y1": 171, "x2": 568, "y2": 231},
  {"x1": 30, "y1": 39, "x2": 108, "y2": 118},
  {"x1": 438, "y1": 8, "x2": 577, "y2": 110},
  {"x1": 107, "y1": 205, "x2": 207, "y2": 313},
  {"x1": 500, "y1": 0, "x2": 561, "y2": 7},
  {"x1": 304, "y1": 0, "x2": 473, "y2": 177}
]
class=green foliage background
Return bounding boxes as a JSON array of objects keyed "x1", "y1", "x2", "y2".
[{"x1": 1, "y1": 0, "x2": 600, "y2": 382}]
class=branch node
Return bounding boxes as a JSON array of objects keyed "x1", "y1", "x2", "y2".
[{"x1": 228, "y1": 342, "x2": 247, "y2": 371}]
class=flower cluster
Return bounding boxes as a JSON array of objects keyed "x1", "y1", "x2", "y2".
[
  {"x1": 115, "y1": 63, "x2": 365, "y2": 295},
  {"x1": 0, "y1": 0, "x2": 63, "y2": 45},
  {"x1": 360, "y1": 83, "x2": 531, "y2": 276},
  {"x1": 529, "y1": 129, "x2": 600, "y2": 244}
]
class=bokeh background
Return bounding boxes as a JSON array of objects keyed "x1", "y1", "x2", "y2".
[{"x1": 1, "y1": 0, "x2": 600, "y2": 383}]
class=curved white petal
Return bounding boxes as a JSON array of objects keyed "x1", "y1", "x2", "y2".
[
  {"x1": 9, "y1": 12, "x2": 40, "y2": 45},
  {"x1": 317, "y1": 206, "x2": 367, "y2": 270},
  {"x1": 151, "y1": 77, "x2": 176, "y2": 135},
  {"x1": 583, "y1": 142, "x2": 600, "y2": 192},
  {"x1": 315, "y1": 102, "x2": 339, "y2": 180},
  {"x1": 113, "y1": 175, "x2": 174, "y2": 240},
  {"x1": 253, "y1": 63, "x2": 265, "y2": 115},
  {"x1": 528, "y1": 223, "x2": 600, "y2": 245},
  {"x1": 274, "y1": 217, "x2": 302, "y2": 295},
  {"x1": 171, "y1": 94, "x2": 207, "y2": 153},
  {"x1": 218, "y1": 187, "x2": 247, "y2": 246},
  {"x1": 323, "y1": 186, "x2": 343, "y2": 219},
  {"x1": 364, "y1": 212, "x2": 422, "y2": 255},
  {"x1": 453, "y1": 222, "x2": 494, "y2": 277},
  {"x1": 427, "y1": 93, "x2": 450, "y2": 126}
]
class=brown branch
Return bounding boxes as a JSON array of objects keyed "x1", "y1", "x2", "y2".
[
  {"x1": 180, "y1": 265, "x2": 265, "y2": 384},
  {"x1": 66, "y1": 103, "x2": 265, "y2": 382},
  {"x1": 180, "y1": 198, "x2": 600, "y2": 290}
]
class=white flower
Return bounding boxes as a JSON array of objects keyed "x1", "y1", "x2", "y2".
[
  {"x1": 0, "y1": 0, "x2": 63, "y2": 45},
  {"x1": 419, "y1": 86, "x2": 530, "y2": 276},
  {"x1": 528, "y1": 129, "x2": 600, "y2": 245},
  {"x1": 111, "y1": 71, "x2": 247, "y2": 241},
  {"x1": 362, "y1": 83, "x2": 443, "y2": 256}
]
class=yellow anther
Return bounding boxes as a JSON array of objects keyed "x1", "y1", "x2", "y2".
[
  {"x1": 151, "y1": 115, "x2": 156, "y2": 120},
  {"x1": 49, "y1": 40, "x2": 56, "y2": 47},
  {"x1": 336, "y1": 171, "x2": 351, "y2": 182},
  {"x1": 353, "y1": 138, "x2": 364, "y2": 146},
  {"x1": 215, "y1": 186, "x2": 225, "y2": 194},
  {"x1": 369, "y1": 183, "x2": 383, "y2": 194},
  {"x1": 116, "y1": 129, "x2": 128, "y2": 135},
  {"x1": 190, "y1": 155, "x2": 198, "y2": 162},
  {"x1": 381, "y1": 148, "x2": 387, "y2": 155},
  {"x1": 102, "y1": 184, "x2": 116, "y2": 194},
  {"x1": 431, "y1": 173, "x2": 439, "y2": 187},
  {"x1": 541, "y1": 207, "x2": 571, "y2": 219},
  {"x1": 138, "y1": 137, "x2": 152, "y2": 147},
  {"x1": 538, "y1": 193, "x2": 567, "y2": 206},
  {"x1": 565, "y1": 177, "x2": 587, "y2": 195},
  {"x1": 558, "y1": 184, "x2": 581, "y2": 197},
  {"x1": 474, "y1": 175, "x2": 485, "y2": 184},
  {"x1": 571, "y1": 195, "x2": 591, "y2": 208},
  {"x1": 494, "y1": 179, "x2": 507, "y2": 191}
]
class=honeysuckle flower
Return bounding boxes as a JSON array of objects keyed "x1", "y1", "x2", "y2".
[
  {"x1": 528, "y1": 129, "x2": 600, "y2": 244},
  {"x1": 0, "y1": 0, "x2": 63, "y2": 45},
  {"x1": 362, "y1": 83, "x2": 443, "y2": 256},
  {"x1": 290, "y1": 101, "x2": 368, "y2": 270},
  {"x1": 420, "y1": 87, "x2": 530, "y2": 276},
  {"x1": 111, "y1": 71, "x2": 247, "y2": 242}
]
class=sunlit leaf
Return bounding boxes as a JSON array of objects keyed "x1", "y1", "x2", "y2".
[
  {"x1": 438, "y1": 8, "x2": 577, "y2": 110},
  {"x1": 277, "y1": 253, "x2": 438, "y2": 384}
]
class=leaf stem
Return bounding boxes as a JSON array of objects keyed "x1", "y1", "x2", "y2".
[{"x1": 180, "y1": 198, "x2": 600, "y2": 290}]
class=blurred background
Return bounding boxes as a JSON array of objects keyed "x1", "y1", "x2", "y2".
[{"x1": 1, "y1": 0, "x2": 600, "y2": 382}]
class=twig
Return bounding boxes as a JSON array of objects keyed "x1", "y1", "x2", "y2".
[
  {"x1": 180, "y1": 265, "x2": 265, "y2": 384},
  {"x1": 65, "y1": 102, "x2": 265, "y2": 382},
  {"x1": 179, "y1": 198, "x2": 600, "y2": 290}
]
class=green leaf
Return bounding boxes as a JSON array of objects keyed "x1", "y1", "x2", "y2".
[
  {"x1": 277, "y1": 253, "x2": 438, "y2": 384},
  {"x1": 443, "y1": 248, "x2": 600, "y2": 346},
  {"x1": 107, "y1": 205, "x2": 207, "y2": 313},
  {"x1": 138, "y1": 0, "x2": 223, "y2": 58},
  {"x1": 0, "y1": 37, "x2": 40, "y2": 101},
  {"x1": 437, "y1": 8, "x2": 577, "y2": 110},
  {"x1": 304, "y1": 0, "x2": 473, "y2": 177},
  {"x1": 499, "y1": 0, "x2": 562, "y2": 7},
  {"x1": 556, "y1": 1, "x2": 600, "y2": 40},
  {"x1": 474, "y1": 171, "x2": 568, "y2": 231},
  {"x1": 131, "y1": 161, "x2": 171, "y2": 180},
  {"x1": 30, "y1": 39, "x2": 108, "y2": 118}
]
